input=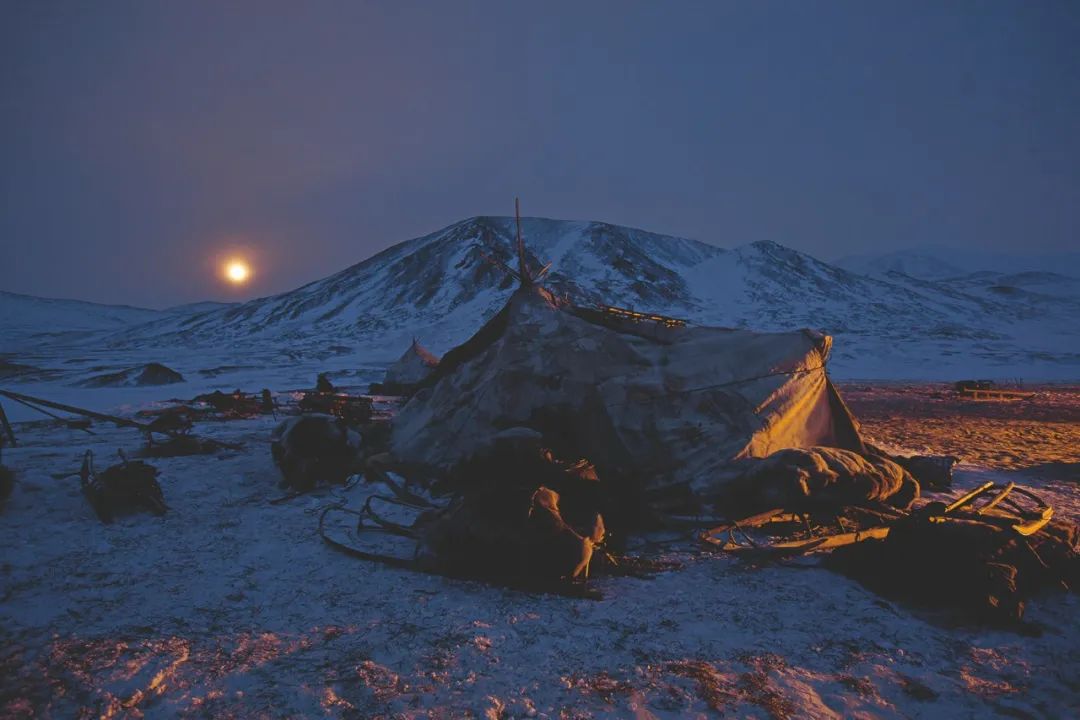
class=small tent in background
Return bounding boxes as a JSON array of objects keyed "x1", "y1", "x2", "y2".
[{"x1": 371, "y1": 339, "x2": 441, "y2": 395}]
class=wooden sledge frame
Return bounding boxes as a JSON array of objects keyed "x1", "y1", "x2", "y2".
[
  {"x1": 317, "y1": 501, "x2": 605, "y2": 600},
  {"x1": 704, "y1": 482, "x2": 1055, "y2": 556},
  {"x1": 360, "y1": 493, "x2": 431, "y2": 536},
  {"x1": 934, "y1": 481, "x2": 1053, "y2": 536},
  {"x1": 0, "y1": 389, "x2": 243, "y2": 450}
]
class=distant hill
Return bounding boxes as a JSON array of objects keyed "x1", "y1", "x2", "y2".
[
  {"x1": 835, "y1": 247, "x2": 1080, "y2": 281},
  {"x1": 0, "y1": 291, "x2": 162, "y2": 349},
  {"x1": 163, "y1": 301, "x2": 238, "y2": 315}
]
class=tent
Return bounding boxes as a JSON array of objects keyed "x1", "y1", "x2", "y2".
[
  {"x1": 378, "y1": 339, "x2": 441, "y2": 393},
  {"x1": 391, "y1": 284, "x2": 864, "y2": 493}
]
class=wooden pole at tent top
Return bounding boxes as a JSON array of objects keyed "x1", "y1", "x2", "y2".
[{"x1": 515, "y1": 197, "x2": 531, "y2": 286}]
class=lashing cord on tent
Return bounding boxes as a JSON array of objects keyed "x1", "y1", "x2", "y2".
[
  {"x1": 431, "y1": 364, "x2": 827, "y2": 456},
  {"x1": 602, "y1": 364, "x2": 827, "y2": 408}
]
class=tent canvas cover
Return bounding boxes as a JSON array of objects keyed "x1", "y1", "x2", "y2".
[
  {"x1": 383, "y1": 339, "x2": 441, "y2": 387},
  {"x1": 391, "y1": 285, "x2": 863, "y2": 492}
]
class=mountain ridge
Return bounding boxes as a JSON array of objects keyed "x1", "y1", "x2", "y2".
[
  {"x1": 3, "y1": 216, "x2": 1078, "y2": 378},
  {"x1": 835, "y1": 247, "x2": 1080, "y2": 281}
]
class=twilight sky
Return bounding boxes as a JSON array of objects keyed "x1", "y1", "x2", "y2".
[{"x1": 2, "y1": 1, "x2": 1078, "y2": 307}]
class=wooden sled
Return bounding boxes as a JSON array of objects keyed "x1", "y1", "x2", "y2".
[{"x1": 703, "y1": 482, "x2": 1055, "y2": 557}]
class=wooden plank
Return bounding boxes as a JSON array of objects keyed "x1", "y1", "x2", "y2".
[
  {"x1": 945, "y1": 481, "x2": 996, "y2": 514},
  {"x1": 601, "y1": 305, "x2": 688, "y2": 327},
  {"x1": 976, "y1": 482, "x2": 1015, "y2": 515}
]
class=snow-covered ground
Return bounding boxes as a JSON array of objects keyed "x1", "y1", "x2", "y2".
[{"x1": 1, "y1": 400, "x2": 1078, "y2": 718}]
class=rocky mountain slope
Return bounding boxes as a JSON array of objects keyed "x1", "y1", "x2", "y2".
[{"x1": 3, "y1": 217, "x2": 1078, "y2": 379}]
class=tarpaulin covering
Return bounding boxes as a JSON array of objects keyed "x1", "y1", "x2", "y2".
[{"x1": 391, "y1": 286, "x2": 863, "y2": 490}]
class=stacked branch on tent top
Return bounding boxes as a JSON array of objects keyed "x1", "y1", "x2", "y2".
[
  {"x1": 477, "y1": 198, "x2": 552, "y2": 288},
  {"x1": 477, "y1": 199, "x2": 689, "y2": 334}
]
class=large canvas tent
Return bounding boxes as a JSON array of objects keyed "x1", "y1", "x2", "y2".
[{"x1": 391, "y1": 285, "x2": 864, "y2": 492}]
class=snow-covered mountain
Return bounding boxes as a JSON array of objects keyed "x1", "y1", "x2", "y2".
[
  {"x1": 833, "y1": 250, "x2": 965, "y2": 280},
  {"x1": 835, "y1": 247, "x2": 1080, "y2": 281},
  {"x1": 105, "y1": 217, "x2": 722, "y2": 350},
  {"x1": 0, "y1": 293, "x2": 238, "y2": 351},
  {"x1": 0, "y1": 291, "x2": 163, "y2": 348},
  {"x1": 3, "y1": 217, "x2": 1079, "y2": 379}
]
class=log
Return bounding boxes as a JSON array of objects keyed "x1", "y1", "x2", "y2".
[{"x1": 0, "y1": 389, "x2": 243, "y2": 451}]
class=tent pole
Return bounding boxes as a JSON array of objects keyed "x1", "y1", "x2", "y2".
[{"x1": 516, "y1": 197, "x2": 531, "y2": 286}]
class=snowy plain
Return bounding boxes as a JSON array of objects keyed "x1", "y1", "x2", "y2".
[{"x1": 2, "y1": 411, "x2": 1078, "y2": 719}]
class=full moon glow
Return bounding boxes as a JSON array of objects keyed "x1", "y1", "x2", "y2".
[{"x1": 224, "y1": 260, "x2": 251, "y2": 284}]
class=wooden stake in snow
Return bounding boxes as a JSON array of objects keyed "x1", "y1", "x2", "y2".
[{"x1": 0, "y1": 401, "x2": 16, "y2": 447}]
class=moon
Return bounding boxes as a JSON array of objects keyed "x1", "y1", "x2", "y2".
[{"x1": 224, "y1": 260, "x2": 251, "y2": 284}]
